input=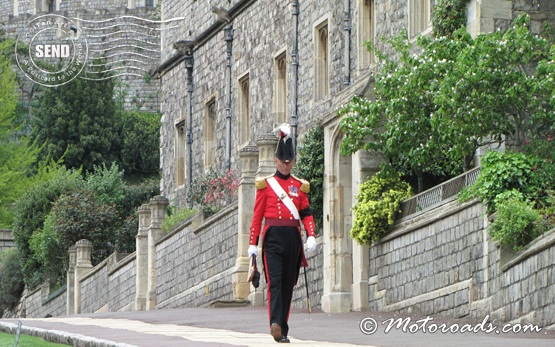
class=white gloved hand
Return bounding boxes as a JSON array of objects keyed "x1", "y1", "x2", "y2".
[
  {"x1": 305, "y1": 236, "x2": 317, "y2": 255},
  {"x1": 248, "y1": 245, "x2": 258, "y2": 258}
]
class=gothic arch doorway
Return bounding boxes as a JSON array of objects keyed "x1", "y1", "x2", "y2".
[{"x1": 322, "y1": 123, "x2": 353, "y2": 313}]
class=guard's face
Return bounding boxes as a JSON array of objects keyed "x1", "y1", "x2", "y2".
[{"x1": 275, "y1": 158, "x2": 295, "y2": 176}]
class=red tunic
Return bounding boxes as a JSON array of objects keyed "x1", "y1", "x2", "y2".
[{"x1": 249, "y1": 173, "x2": 316, "y2": 246}]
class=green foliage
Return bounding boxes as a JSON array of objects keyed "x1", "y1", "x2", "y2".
[
  {"x1": 0, "y1": 248, "x2": 25, "y2": 315},
  {"x1": 459, "y1": 151, "x2": 543, "y2": 213},
  {"x1": 489, "y1": 190, "x2": 543, "y2": 251},
  {"x1": 187, "y1": 169, "x2": 239, "y2": 216},
  {"x1": 13, "y1": 163, "x2": 158, "y2": 287},
  {"x1": 0, "y1": 38, "x2": 41, "y2": 227},
  {"x1": 86, "y1": 163, "x2": 125, "y2": 204},
  {"x1": 31, "y1": 59, "x2": 121, "y2": 174},
  {"x1": 432, "y1": 0, "x2": 468, "y2": 38},
  {"x1": 339, "y1": 14, "x2": 552, "y2": 184},
  {"x1": 12, "y1": 166, "x2": 83, "y2": 287},
  {"x1": 350, "y1": 171, "x2": 412, "y2": 245},
  {"x1": 161, "y1": 206, "x2": 197, "y2": 233},
  {"x1": 293, "y1": 125, "x2": 324, "y2": 233},
  {"x1": 120, "y1": 111, "x2": 160, "y2": 179}
]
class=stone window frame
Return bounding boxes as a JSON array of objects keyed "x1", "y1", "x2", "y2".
[
  {"x1": 128, "y1": 0, "x2": 157, "y2": 9},
  {"x1": 313, "y1": 15, "x2": 330, "y2": 102},
  {"x1": 408, "y1": 0, "x2": 433, "y2": 39},
  {"x1": 238, "y1": 71, "x2": 251, "y2": 147},
  {"x1": 174, "y1": 118, "x2": 186, "y2": 189},
  {"x1": 36, "y1": 0, "x2": 55, "y2": 13},
  {"x1": 273, "y1": 48, "x2": 288, "y2": 128},
  {"x1": 357, "y1": 0, "x2": 376, "y2": 72},
  {"x1": 204, "y1": 96, "x2": 217, "y2": 169}
]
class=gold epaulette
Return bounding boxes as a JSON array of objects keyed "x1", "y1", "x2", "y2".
[
  {"x1": 292, "y1": 174, "x2": 310, "y2": 193},
  {"x1": 255, "y1": 174, "x2": 274, "y2": 190}
]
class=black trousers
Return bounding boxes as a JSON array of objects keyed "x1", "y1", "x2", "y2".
[{"x1": 263, "y1": 226, "x2": 302, "y2": 337}]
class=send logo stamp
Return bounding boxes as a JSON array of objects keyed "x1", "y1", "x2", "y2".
[{"x1": 15, "y1": 14, "x2": 88, "y2": 87}]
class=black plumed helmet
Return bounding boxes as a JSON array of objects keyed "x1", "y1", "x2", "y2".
[{"x1": 275, "y1": 123, "x2": 295, "y2": 163}]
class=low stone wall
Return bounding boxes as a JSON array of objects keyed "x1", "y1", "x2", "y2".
[
  {"x1": 156, "y1": 203, "x2": 239, "y2": 308},
  {"x1": 81, "y1": 259, "x2": 110, "y2": 313},
  {"x1": 108, "y1": 254, "x2": 137, "y2": 312},
  {"x1": 368, "y1": 198, "x2": 555, "y2": 328},
  {"x1": 292, "y1": 235, "x2": 324, "y2": 310},
  {"x1": 24, "y1": 285, "x2": 66, "y2": 318}
]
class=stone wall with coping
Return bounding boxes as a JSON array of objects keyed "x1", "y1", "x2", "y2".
[
  {"x1": 24, "y1": 284, "x2": 66, "y2": 318},
  {"x1": 155, "y1": 203, "x2": 239, "y2": 308},
  {"x1": 80, "y1": 259, "x2": 110, "y2": 313},
  {"x1": 368, "y1": 198, "x2": 555, "y2": 328},
  {"x1": 108, "y1": 254, "x2": 137, "y2": 312}
]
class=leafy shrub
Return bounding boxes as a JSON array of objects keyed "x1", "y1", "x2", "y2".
[
  {"x1": 162, "y1": 206, "x2": 197, "y2": 233},
  {"x1": 12, "y1": 167, "x2": 83, "y2": 287},
  {"x1": 350, "y1": 171, "x2": 412, "y2": 245},
  {"x1": 0, "y1": 248, "x2": 25, "y2": 316},
  {"x1": 489, "y1": 190, "x2": 543, "y2": 251},
  {"x1": 187, "y1": 169, "x2": 238, "y2": 216},
  {"x1": 120, "y1": 111, "x2": 160, "y2": 179},
  {"x1": 459, "y1": 151, "x2": 543, "y2": 213},
  {"x1": 293, "y1": 124, "x2": 324, "y2": 234}
]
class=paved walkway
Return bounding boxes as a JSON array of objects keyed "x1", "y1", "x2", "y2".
[{"x1": 1, "y1": 306, "x2": 555, "y2": 346}]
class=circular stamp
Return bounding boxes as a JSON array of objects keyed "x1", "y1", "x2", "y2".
[{"x1": 15, "y1": 14, "x2": 88, "y2": 87}]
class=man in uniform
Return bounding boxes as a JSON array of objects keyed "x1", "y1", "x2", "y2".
[{"x1": 247, "y1": 123, "x2": 317, "y2": 343}]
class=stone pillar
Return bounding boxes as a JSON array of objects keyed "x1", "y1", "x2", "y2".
[
  {"x1": 351, "y1": 150, "x2": 383, "y2": 311},
  {"x1": 256, "y1": 134, "x2": 279, "y2": 177},
  {"x1": 146, "y1": 195, "x2": 169, "y2": 310},
  {"x1": 249, "y1": 134, "x2": 280, "y2": 306},
  {"x1": 74, "y1": 239, "x2": 93, "y2": 314},
  {"x1": 40, "y1": 281, "x2": 50, "y2": 303},
  {"x1": 233, "y1": 145, "x2": 259, "y2": 302},
  {"x1": 135, "y1": 204, "x2": 151, "y2": 311},
  {"x1": 66, "y1": 246, "x2": 76, "y2": 315}
]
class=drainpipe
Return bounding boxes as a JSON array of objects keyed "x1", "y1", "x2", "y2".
[
  {"x1": 343, "y1": 0, "x2": 351, "y2": 86},
  {"x1": 291, "y1": 0, "x2": 300, "y2": 150},
  {"x1": 185, "y1": 48, "x2": 194, "y2": 207},
  {"x1": 224, "y1": 23, "x2": 234, "y2": 170}
]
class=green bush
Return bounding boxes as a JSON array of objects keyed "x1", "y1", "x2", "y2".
[
  {"x1": 120, "y1": 111, "x2": 160, "y2": 179},
  {"x1": 12, "y1": 167, "x2": 83, "y2": 287},
  {"x1": 0, "y1": 248, "x2": 25, "y2": 316},
  {"x1": 489, "y1": 190, "x2": 543, "y2": 251},
  {"x1": 350, "y1": 171, "x2": 412, "y2": 245},
  {"x1": 162, "y1": 206, "x2": 197, "y2": 233},
  {"x1": 459, "y1": 151, "x2": 543, "y2": 212},
  {"x1": 293, "y1": 124, "x2": 324, "y2": 233}
]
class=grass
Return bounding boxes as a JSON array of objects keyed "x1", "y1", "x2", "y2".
[{"x1": 0, "y1": 331, "x2": 70, "y2": 347}]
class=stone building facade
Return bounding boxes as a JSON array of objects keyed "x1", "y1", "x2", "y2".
[
  {"x1": 0, "y1": 229, "x2": 14, "y2": 253},
  {"x1": 0, "y1": 0, "x2": 161, "y2": 111},
  {"x1": 156, "y1": 0, "x2": 555, "y2": 313}
]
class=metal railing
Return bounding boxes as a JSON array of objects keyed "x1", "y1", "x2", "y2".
[{"x1": 397, "y1": 167, "x2": 481, "y2": 219}]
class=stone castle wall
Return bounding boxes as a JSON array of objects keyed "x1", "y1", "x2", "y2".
[{"x1": 159, "y1": 0, "x2": 380, "y2": 205}]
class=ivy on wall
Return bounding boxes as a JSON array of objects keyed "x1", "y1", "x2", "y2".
[{"x1": 293, "y1": 125, "x2": 324, "y2": 234}]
